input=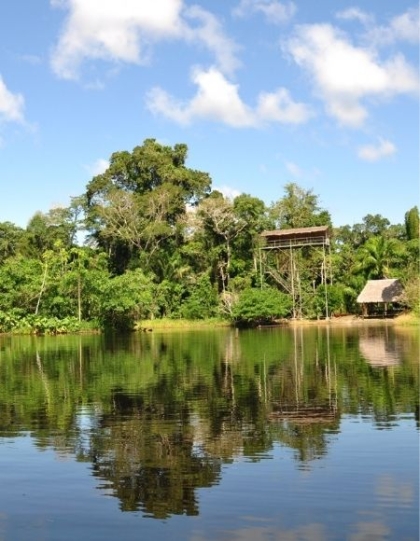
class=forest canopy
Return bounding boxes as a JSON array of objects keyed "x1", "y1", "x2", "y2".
[{"x1": 0, "y1": 139, "x2": 418, "y2": 332}]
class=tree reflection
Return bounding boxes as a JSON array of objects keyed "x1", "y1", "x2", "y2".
[
  {"x1": 88, "y1": 390, "x2": 221, "y2": 517},
  {"x1": 0, "y1": 327, "x2": 418, "y2": 517}
]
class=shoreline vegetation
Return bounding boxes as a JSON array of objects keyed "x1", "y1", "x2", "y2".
[
  {"x1": 1, "y1": 312, "x2": 418, "y2": 337},
  {"x1": 135, "y1": 313, "x2": 419, "y2": 332},
  {"x1": 0, "y1": 142, "x2": 418, "y2": 336}
]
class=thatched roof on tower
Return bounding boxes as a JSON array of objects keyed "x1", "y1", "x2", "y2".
[
  {"x1": 260, "y1": 226, "x2": 330, "y2": 249},
  {"x1": 260, "y1": 225, "x2": 330, "y2": 239},
  {"x1": 356, "y1": 279, "x2": 404, "y2": 304}
]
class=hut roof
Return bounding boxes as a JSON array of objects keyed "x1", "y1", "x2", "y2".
[
  {"x1": 260, "y1": 226, "x2": 329, "y2": 238},
  {"x1": 356, "y1": 279, "x2": 404, "y2": 304}
]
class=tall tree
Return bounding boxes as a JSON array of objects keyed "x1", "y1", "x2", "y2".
[
  {"x1": 405, "y1": 206, "x2": 419, "y2": 241},
  {"x1": 269, "y1": 183, "x2": 331, "y2": 229},
  {"x1": 85, "y1": 139, "x2": 212, "y2": 273},
  {"x1": 0, "y1": 222, "x2": 26, "y2": 263},
  {"x1": 232, "y1": 194, "x2": 269, "y2": 281},
  {"x1": 25, "y1": 205, "x2": 80, "y2": 256},
  {"x1": 195, "y1": 193, "x2": 247, "y2": 292}
]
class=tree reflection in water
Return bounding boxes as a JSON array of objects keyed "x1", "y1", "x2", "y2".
[{"x1": 0, "y1": 325, "x2": 418, "y2": 517}]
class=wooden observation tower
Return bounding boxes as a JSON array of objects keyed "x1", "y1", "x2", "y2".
[{"x1": 259, "y1": 226, "x2": 332, "y2": 319}]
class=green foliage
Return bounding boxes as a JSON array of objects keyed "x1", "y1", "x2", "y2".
[
  {"x1": 0, "y1": 158, "x2": 417, "y2": 329},
  {"x1": 353, "y1": 236, "x2": 404, "y2": 280},
  {"x1": 0, "y1": 256, "x2": 42, "y2": 313},
  {"x1": 269, "y1": 182, "x2": 332, "y2": 229},
  {"x1": 84, "y1": 138, "x2": 212, "y2": 274},
  {"x1": 401, "y1": 275, "x2": 420, "y2": 315},
  {"x1": 0, "y1": 222, "x2": 26, "y2": 263},
  {"x1": 404, "y1": 206, "x2": 419, "y2": 241},
  {"x1": 305, "y1": 284, "x2": 348, "y2": 319},
  {"x1": 232, "y1": 287, "x2": 292, "y2": 325},
  {"x1": 0, "y1": 311, "x2": 82, "y2": 334},
  {"x1": 180, "y1": 275, "x2": 219, "y2": 320},
  {"x1": 99, "y1": 269, "x2": 156, "y2": 331},
  {"x1": 0, "y1": 309, "x2": 22, "y2": 332}
]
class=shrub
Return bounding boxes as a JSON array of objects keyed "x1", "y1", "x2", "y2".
[{"x1": 232, "y1": 287, "x2": 292, "y2": 326}]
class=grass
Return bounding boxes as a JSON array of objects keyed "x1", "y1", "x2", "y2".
[
  {"x1": 135, "y1": 312, "x2": 420, "y2": 332},
  {"x1": 393, "y1": 312, "x2": 420, "y2": 327},
  {"x1": 135, "y1": 317, "x2": 231, "y2": 332}
]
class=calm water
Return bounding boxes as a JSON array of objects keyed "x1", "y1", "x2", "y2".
[{"x1": 0, "y1": 324, "x2": 418, "y2": 541}]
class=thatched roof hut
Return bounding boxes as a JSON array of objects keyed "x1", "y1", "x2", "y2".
[{"x1": 357, "y1": 279, "x2": 404, "y2": 304}]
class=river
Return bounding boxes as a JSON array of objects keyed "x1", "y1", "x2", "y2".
[{"x1": 0, "y1": 324, "x2": 418, "y2": 540}]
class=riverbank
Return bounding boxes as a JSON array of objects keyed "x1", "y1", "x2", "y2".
[
  {"x1": 135, "y1": 318, "x2": 230, "y2": 332},
  {"x1": 285, "y1": 313, "x2": 419, "y2": 327},
  {"x1": 137, "y1": 313, "x2": 419, "y2": 332}
]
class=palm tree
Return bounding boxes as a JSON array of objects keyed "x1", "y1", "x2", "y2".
[{"x1": 353, "y1": 236, "x2": 403, "y2": 280}]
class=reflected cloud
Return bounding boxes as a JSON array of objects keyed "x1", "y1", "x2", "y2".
[
  {"x1": 190, "y1": 523, "x2": 327, "y2": 541},
  {"x1": 359, "y1": 335, "x2": 402, "y2": 367},
  {"x1": 375, "y1": 474, "x2": 415, "y2": 507},
  {"x1": 349, "y1": 521, "x2": 390, "y2": 541}
]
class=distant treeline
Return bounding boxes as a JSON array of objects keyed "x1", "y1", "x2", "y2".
[{"x1": 0, "y1": 139, "x2": 418, "y2": 332}]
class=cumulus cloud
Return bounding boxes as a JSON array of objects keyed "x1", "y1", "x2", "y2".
[
  {"x1": 0, "y1": 76, "x2": 25, "y2": 123},
  {"x1": 390, "y1": 8, "x2": 420, "y2": 42},
  {"x1": 367, "y1": 7, "x2": 420, "y2": 46},
  {"x1": 50, "y1": 0, "x2": 239, "y2": 79},
  {"x1": 285, "y1": 23, "x2": 418, "y2": 127},
  {"x1": 183, "y1": 6, "x2": 240, "y2": 74},
  {"x1": 257, "y1": 87, "x2": 313, "y2": 124},
  {"x1": 147, "y1": 67, "x2": 311, "y2": 127},
  {"x1": 336, "y1": 7, "x2": 419, "y2": 44},
  {"x1": 147, "y1": 67, "x2": 255, "y2": 127},
  {"x1": 233, "y1": 0, "x2": 296, "y2": 25},
  {"x1": 357, "y1": 138, "x2": 397, "y2": 161}
]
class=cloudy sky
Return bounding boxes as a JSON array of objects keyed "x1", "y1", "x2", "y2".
[{"x1": 0, "y1": 0, "x2": 418, "y2": 228}]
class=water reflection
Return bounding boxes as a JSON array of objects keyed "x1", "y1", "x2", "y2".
[
  {"x1": 359, "y1": 329, "x2": 402, "y2": 367},
  {"x1": 0, "y1": 326, "x2": 418, "y2": 530}
]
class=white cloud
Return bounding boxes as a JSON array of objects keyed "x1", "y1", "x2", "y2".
[
  {"x1": 233, "y1": 0, "x2": 296, "y2": 25},
  {"x1": 335, "y1": 7, "x2": 373, "y2": 26},
  {"x1": 50, "y1": 0, "x2": 184, "y2": 78},
  {"x1": 85, "y1": 158, "x2": 109, "y2": 176},
  {"x1": 390, "y1": 8, "x2": 419, "y2": 43},
  {"x1": 285, "y1": 23, "x2": 419, "y2": 127},
  {"x1": 367, "y1": 8, "x2": 419, "y2": 45},
  {"x1": 147, "y1": 67, "x2": 311, "y2": 127},
  {"x1": 357, "y1": 138, "x2": 397, "y2": 161},
  {"x1": 50, "y1": 0, "x2": 239, "y2": 79},
  {"x1": 257, "y1": 87, "x2": 313, "y2": 124},
  {"x1": 147, "y1": 67, "x2": 255, "y2": 127},
  {"x1": 183, "y1": 6, "x2": 240, "y2": 75},
  {"x1": 0, "y1": 76, "x2": 25, "y2": 123}
]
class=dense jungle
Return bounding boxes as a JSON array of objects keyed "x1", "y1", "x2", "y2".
[{"x1": 0, "y1": 139, "x2": 418, "y2": 334}]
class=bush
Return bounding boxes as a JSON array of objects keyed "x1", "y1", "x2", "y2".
[
  {"x1": 98, "y1": 269, "x2": 156, "y2": 331},
  {"x1": 232, "y1": 287, "x2": 292, "y2": 326},
  {"x1": 180, "y1": 275, "x2": 219, "y2": 320}
]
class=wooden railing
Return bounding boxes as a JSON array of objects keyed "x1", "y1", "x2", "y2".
[{"x1": 262, "y1": 236, "x2": 329, "y2": 249}]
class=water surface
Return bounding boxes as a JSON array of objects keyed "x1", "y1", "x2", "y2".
[{"x1": 0, "y1": 324, "x2": 418, "y2": 540}]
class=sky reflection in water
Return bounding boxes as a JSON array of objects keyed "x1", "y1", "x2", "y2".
[{"x1": 0, "y1": 325, "x2": 418, "y2": 541}]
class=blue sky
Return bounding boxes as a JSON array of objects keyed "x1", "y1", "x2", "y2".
[{"x1": 0, "y1": 0, "x2": 418, "y2": 229}]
